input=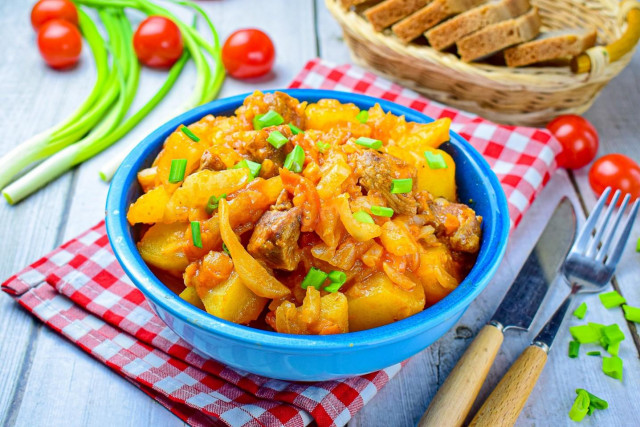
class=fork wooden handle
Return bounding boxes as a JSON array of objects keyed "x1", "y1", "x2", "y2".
[
  {"x1": 469, "y1": 344, "x2": 548, "y2": 427},
  {"x1": 419, "y1": 324, "x2": 504, "y2": 427}
]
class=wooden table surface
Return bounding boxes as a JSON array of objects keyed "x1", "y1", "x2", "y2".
[{"x1": 1, "y1": 1, "x2": 639, "y2": 426}]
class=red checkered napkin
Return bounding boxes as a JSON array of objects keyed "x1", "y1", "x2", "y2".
[{"x1": 1, "y1": 59, "x2": 561, "y2": 427}]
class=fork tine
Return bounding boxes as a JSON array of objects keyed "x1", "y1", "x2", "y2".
[
  {"x1": 586, "y1": 189, "x2": 621, "y2": 258},
  {"x1": 573, "y1": 187, "x2": 612, "y2": 253},
  {"x1": 604, "y1": 198, "x2": 640, "y2": 268},
  {"x1": 595, "y1": 193, "x2": 631, "y2": 262}
]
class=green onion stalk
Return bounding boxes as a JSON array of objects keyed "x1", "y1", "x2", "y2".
[{"x1": 0, "y1": 8, "x2": 112, "y2": 191}]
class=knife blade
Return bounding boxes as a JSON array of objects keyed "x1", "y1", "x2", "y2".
[
  {"x1": 419, "y1": 197, "x2": 577, "y2": 427},
  {"x1": 490, "y1": 197, "x2": 576, "y2": 331}
]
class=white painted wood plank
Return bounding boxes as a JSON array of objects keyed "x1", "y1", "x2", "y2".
[{"x1": 8, "y1": 1, "x2": 318, "y2": 426}]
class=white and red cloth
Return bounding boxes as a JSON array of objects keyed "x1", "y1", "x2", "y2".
[{"x1": 2, "y1": 59, "x2": 561, "y2": 427}]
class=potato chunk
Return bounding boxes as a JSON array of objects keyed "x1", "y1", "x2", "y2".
[
  {"x1": 346, "y1": 273, "x2": 425, "y2": 331},
  {"x1": 200, "y1": 272, "x2": 268, "y2": 324},
  {"x1": 137, "y1": 222, "x2": 189, "y2": 272},
  {"x1": 127, "y1": 186, "x2": 171, "y2": 225}
]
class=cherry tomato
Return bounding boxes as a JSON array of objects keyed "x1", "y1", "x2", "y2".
[
  {"x1": 589, "y1": 154, "x2": 640, "y2": 205},
  {"x1": 133, "y1": 16, "x2": 183, "y2": 69},
  {"x1": 546, "y1": 114, "x2": 599, "y2": 170},
  {"x1": 37, "y1": 19, "x2": 82, "y2": 69},
  {"x1": 222, "y1": 29, "x2": 275, "y2": 79},
  {"x1": 31, "y1": 0, "x2": 78, "y2": 31}
]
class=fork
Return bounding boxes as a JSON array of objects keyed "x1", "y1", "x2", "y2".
[{"x1": 469, "y1": 187, "x2": 640, "y2": 426}]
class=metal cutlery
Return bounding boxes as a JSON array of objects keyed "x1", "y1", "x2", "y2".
[{"x1": 470, "y1": 188, "x2": 640, "y2": 426}]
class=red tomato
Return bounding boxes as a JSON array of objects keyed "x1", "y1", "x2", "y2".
[
  {"x1": 589, "y1": 154, "x2": 640, "y2": 205},
  {"x1": 37, "y1": 19, "x2": 82, "y2": 69},
  {"x1": 31, "y1": 0, "x2": 78, "y2": 31},
  {"x1": 133, "y1": 16, "x2": 183, "y2": 69},
  {"x1": 546, "y1": 114, "x2": 599, "y2": 170},
  {"x1": 222, "y1": 29, "x2": 275, "y2": 79}
]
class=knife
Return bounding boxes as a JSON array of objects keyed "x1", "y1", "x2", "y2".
[{"x1": 419, "y1": 198, "x2": 576, "y2": 427}]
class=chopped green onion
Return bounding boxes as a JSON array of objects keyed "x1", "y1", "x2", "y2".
[
  {"x1": 180, "y1": 125, "x2": 200, "y2": 142},
  {"x1": 371, "y1": 205, "x2": 394, "y2": 217},
  {"x1": 576, "y1": 389, "x2": 608, "y2": 410},
  {"x1": 573, "y1": 302, "x2": 587, "y2": 319},
  {"x1": 586, "y1": 351, "x2": 601, "y2": 356},
  {"x1": 222, "y1": 242, "x2": 230, "y2": 256},
  {"x1": 316, "y1": 141, "x2": 330, "y2": 153},
  {"x1": 325, "y1": 270, "x2": 347, "y2": 292},
  {"x1": 168, "y1": 159, "x2": 188, "y2": 183},
  {"x1": 568, "y1": 341, "x2": 580, "y2": 358},
  {"x1": 288, "y1": 123, "x2": 304, "y2": 135},
  {"x1": 569, "y1": 389, "x2": 590, "y2": 422},
  {"x1": 390, "y1": 178, "x2": 413, "y2": 194},
  {"x1": 190, "y1": 221, "x2": 202, "y2": 248},
  {"x1": 602, "y1": 355, "x2": 623, "y2": 380},
  {"x1": 206, "y1": 193, "x2": 226, "y2": 215},
  {"x1": 424, "y1": 151, "x2": 448, "y2": 169},
  {"x1": 356, "y1": 110, "x2": 368, "y2": 124},
  {"x1": 622, "y1": 304, "x2": 640, "y2": 323},
  {"x1": 301, "y1": 267, "x2": 328, "y2": 290},
  {"x1": 599, "y1": 290, "x2": 626, "y2": 308},
  {"x1": 636, "y1": 237, "x2": 640, "y2": 252},
  {"x1": 232, "y1": 159, "x2": 261, "y2": 179},
  {"x1": 606, "y1": 341, "x2": 620, "y2": 356},
  {"x1": 267, "y1": 130, "x2": 288, "y2": 149},
  {"x1": 602, "y1": 324, "x2": 625, "y2": 345},
  {"x1": 570, "y1": 324, "x2": 602, "y2": 344},
  {"x1": 253, "y1": 110, "x2": 284, "y2": 130},
  {"x1": 355, "y1": 137, "x2": 382, "y2": 150},
  {"x1": 353, "y1": 210, "x2": 375, "y2": 224},
  {"x1": 283, "y1": 145, "x2": 305, "y2": 173}
]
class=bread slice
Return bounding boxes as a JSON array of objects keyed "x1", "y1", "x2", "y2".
[
  {"x1": 504, "y1": 28, "x2": 597, "y2": 66},
  {"x1": 426, "y1": 0, "x2": 530, "y2": 50},
  {"x1": 340, "y1": 0, "x2": 375, "y2": 7},
  {"x1": 365, "y1": 0, "x2": 432, "y2": 31},
  {"x1": 456, "y1": 7, "x2": 541, "y2": 62},
  {"x1": 392, "y1": 0, "x2": 486, "y2": 43}
]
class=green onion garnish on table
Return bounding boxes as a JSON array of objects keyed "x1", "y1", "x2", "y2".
[
  {"x1": 569, "y1": 324, "x2": 602, "y2": 344},
  {"x1": 206, "y1": 193, "x2": 226, "y2": 215},
  {"x1": 568, "y1": 341, "x2": 580, "y2": 358},
  {"x1": 569, "y1": 389, "x2": 590, "y2": 422},
  {"x1": 355, "y1": 137, "x2": 382, "y2": 150},
  {"x1": 390, "y1": 178, "x2": 412, "y2": 194},
  {"x1": 602, "y1": 355, "x2": 623, "y2": 380},
  {"x1": 586, "y1": 351, "x2": 601, "y2": 356},
  {"x1": 232, "y1": 159, "x2": 261, "y2": 179},
  {"x1": 267, "y1": 130, "x2": 288, "y2": 149},
  {"x1": 284, "y1": 145, "x2": 305, "y2": 173},
  {"x1": 424, "y1": 151, "x2": 447, "y2": 169},
  {"x1": 599, "y1": 290, "x2": 626, "y2": 308},
  {"x1": 573, "y1": 302, "x2": 587, "y2": 319},
  {"x1": 190, "y1": 221, "x2": 202, "y2": 248},
  {"x1": 168, "y1": 159, "x2": 188, "y2": 183},
  {"x1": 606, "y1": 341, "x2": 620, "y2": 356},
  {"x1": 288, "y1": 123, "x2": 304, "y2": 135},
  {"x1": 371, "y1": 205, "x2": 394, "y2": 217},
  {"x1": 353, "y1": 210, "x2": 375, "y2": 224},
  {"x1": 622, "y1": 304, "x2": 640, "y2": 323},
  {"x1": 301, "y1": 267, "x2": 328, "y2": 290},
  {"x1": 253, "y1": 110, "x2": 284, "y2": 130},
  {"x1": 181, "y1": 125, "x2": 200, "y2": 142},
  {"x1": 602, "y1": 324, "x2": 625, "y2": 346},
  {"x1": 356, "y1": 110, "x2": 368, "y2": 124}
]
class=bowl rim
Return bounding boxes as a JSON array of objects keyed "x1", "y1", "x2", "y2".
[{"x1": 106, "y1": 88, "x2": 510, "y2": 352}]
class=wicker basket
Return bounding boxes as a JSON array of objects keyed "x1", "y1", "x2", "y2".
[{"x1": 326, "y1": 0, "x2": 640, "y2": 126}]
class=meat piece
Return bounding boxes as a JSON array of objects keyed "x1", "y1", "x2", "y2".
[
  {"x1": 198, "y1": 150, "x2": 227, "y2": 171},
  {"x1": 234, "y1": 126, "x2": 293, "y2": 166},
  {"x1": 351, "y1": 150, "x2": 418, "y2": 215},
  {"x1": 248, "y1": 207, "x2": 302, "y2": 271},
  {"x1": 422, "y1": 197, "x2": 482, "y2": 253},
  {"x1": 236, "y1": 91, "x2": 306, "y2": 129},
  {"x1": 271, "y1": 189, "x2": 293, "y2": 211}
]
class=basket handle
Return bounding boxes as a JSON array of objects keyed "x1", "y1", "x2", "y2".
[{"x1": 571, "y1": 0, "x2": 640, "y2": 73}]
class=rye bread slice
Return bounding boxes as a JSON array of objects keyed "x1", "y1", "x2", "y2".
[
  {"x1": 365, "y1": 0, "x2": 432, "y2": 31},
  {"x1": 426, "y1": 0, "x2": 530, "y2": 50},
  {"x1": 504, "y1": 28, "x2": 597, "y2": 66},
  {"x1": 456, "y1": 7, "x2": 541, "y2": 62},
  {"x1": 392, "y1": 0, "x2": 486, "y2": 43}
]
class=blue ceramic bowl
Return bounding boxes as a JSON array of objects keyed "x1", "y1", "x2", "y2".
[{"x1": 106, "y1": 89, "x2": 509, "y2": 381}]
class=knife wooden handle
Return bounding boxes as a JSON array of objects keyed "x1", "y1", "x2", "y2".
[
  {"x1": 469, "y1": 344, "x2": 548, "y2": 427},
  {"x1": 418, "y1": 324, "x2": 504, "y2": 427}
]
